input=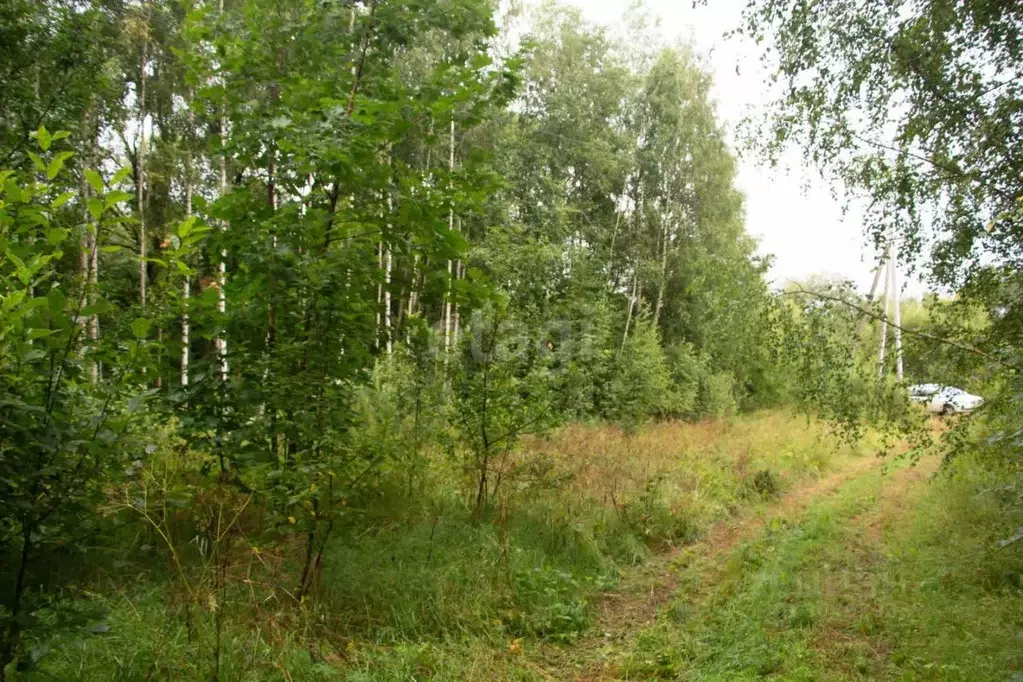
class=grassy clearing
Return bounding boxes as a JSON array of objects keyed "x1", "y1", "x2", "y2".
[
  {"x1": 26, "y1": 411, "x2": 868, "y2": 680},
  {"x1": 318, "y1": 413, "x2": 867, "y2": 644},
  {"x1": 618, "y1": 450, "x2": 1023, "y2": 681}
]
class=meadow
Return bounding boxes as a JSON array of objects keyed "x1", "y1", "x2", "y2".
[{"x1": 26, "y1": 412, "x2": 873, "y2": 680}]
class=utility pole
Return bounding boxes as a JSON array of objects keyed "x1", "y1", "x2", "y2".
[
  {"x1": 856, "y1": 252, "x2": 886, "y2": 341},
  {"x1": 891, "y1": 240, "x2": 903, "y2": 381},
  {"x1": 874, "y1": 241, "x2": 904, "y2": 380},
  {"x1": 876, "y1": 251, "x2": 890, "y2": 378}
]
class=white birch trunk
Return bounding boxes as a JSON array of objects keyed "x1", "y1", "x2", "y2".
[
  {"x1": 80, "y1": 104, "x2": 99, "y2": 383},
  {"x1": 181, "y1": 100, "x2": 193, "y2": 387},
  {"x1": 384, "y1": 246, "x2": 393, "y2": 354},
  {"x1": 453, "y1": 259, "x2": 463, "y2": 348},
  {"x1": 444, "y1": 118, "x2": 455, "y2": 352},
  {"x1": 408, "y1": 254, "x2": 419, "y2": 317},
  {"x1": 891, "y1": 242, "x2": 903, "y2": 381},
  {"x1": 215, "y1": 0, "x2": 229, "y2": 381},
  {"x1": 376, "y1": 241, "x2": 383, "y2": 350},
  {"x1": 138, "y1": 36, "x2": 148, "y2": 307}
]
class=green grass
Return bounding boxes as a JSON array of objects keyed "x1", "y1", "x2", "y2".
[
  {"x1": 618, "y1": 452, "x2": 1023, "y2": 681},
  {"x1": 315, "y1": 412, "x2": 867, "y2": 646},
  {"x1": 15, "y1": 412, "x2": 882, "y2": 680}
]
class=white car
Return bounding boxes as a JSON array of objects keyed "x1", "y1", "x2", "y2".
[{"x1": 907, "y1": 384, "x2": 984, "y2": 415}]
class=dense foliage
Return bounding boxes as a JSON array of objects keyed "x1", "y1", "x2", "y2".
[
  {"x1": 0, "y1": 0, "x2": 998, "y2": 679},
  {"x1": 735, "y1": 0, "x2": 1022, "y2": 457}
]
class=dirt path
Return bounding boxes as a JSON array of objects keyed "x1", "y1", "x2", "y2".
[
  {"x1": 806, "y1": 453, "x2": 942, "y2": 674},
  {"x1": 526, "y1": 452, "x2": 892, "y2": 680}
]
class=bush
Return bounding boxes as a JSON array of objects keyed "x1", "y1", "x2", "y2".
[
  {"x1": 701, "y1": 371, "x2": 738, "y2": 419},
  {"x1": 623, "y1": 476, "x2": 701, "y2": 549},
  {"x1": 744, "y1": 469, "x2": 780, "y2": 499},
  {"x1": 664, "y1": 342, "x2": 703, "y2": 417},
  {"x1": 664, "y1": 343, "x2": 739, "y2": 419},
  {"x1": 603, "y1": 316, "x2": 673, "y2": 427}
]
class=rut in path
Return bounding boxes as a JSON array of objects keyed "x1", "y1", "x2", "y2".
[{"x1": 526, "y1": 451, "x2": 892, "y2": 680}]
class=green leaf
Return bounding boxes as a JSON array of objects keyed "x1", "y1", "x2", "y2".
[
  {"x1": 127, "y1": 387, "x2": 159, "y2": 413},
  {"x1": 47, "y1": 287, "x2": 66, "y2": 315},
  {"x1": 35, "y1": 126, "x2": 52, "y2": 151},
  {"x1": 111, "y1": 166, "x2": 132, "y2": 185},
  {"x1": 104, "y1": 190, "x2": 132, "y2": 209},
  {"x1": 4, "y1": 178, "x2": 23, "y2": 204},
  {"x1": 27, "y1": 152, "x2": 46, "y2": 173},
  {"x1": 87, "y1": 198, "x2": 104, "y2": 220},
  {"x1": 45, "y1": 228, "x2": 68, "y2": 245},
  {"x1": 99, "y1": 245, "x2": 122, "y2": 253},
  {"x1": 81, "y1": 300, "x2": 113, "y2": 317},
  {"x1": 7, "y1": 249, "x2": 26, "y2": 269},
  {"x1": 26, "y1": 328, "x2": 56, "y2": 341},
  {"x1": 470, "y1": 54, "x2": 493, "y2": 70},
  {"x1": 178, "y1": 216, "x2": 197, "y2": 238},
  {"x1": 131, "y1": 318, "x2": 152, "y2": 339},
  {"x1": 51, "y1": 191, "x2": 75, "y2": 209},
  {"x1": 84, "y1": 170, "x2": 104, "y2": 194},
  {"x1": 46, "y1": 151, "x2": 74, "y2": 180}
]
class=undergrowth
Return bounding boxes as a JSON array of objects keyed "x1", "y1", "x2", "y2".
[{"x1": 22, "y1": 411, "x2": 864, "y2": 680}]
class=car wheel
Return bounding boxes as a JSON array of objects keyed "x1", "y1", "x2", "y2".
[{"x1": 940, "y1": 403, "x2": 954, "y2": 416}]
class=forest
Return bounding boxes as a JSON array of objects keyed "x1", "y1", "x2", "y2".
[{"x1": 0, "y1": 0, "x2": 1021, "y2": 679}]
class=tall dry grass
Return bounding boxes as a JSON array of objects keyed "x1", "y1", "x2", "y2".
[{"x1": 515, "y1": 411, "x2": 868, "y2": 530}]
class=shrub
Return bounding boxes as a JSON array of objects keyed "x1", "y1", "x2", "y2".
[
  {"x1": 664, "y1": 342, "x2": 703, "y2": 417},
  {"x1": 603, "y1": 316, "x2": 673, "y2": 428},
  {"x1": 700, "y1": 371, "x2": 739, "y2": 419}
]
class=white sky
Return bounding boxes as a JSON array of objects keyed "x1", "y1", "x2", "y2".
[{"x1": 519, "y1": 0, "x2": 927, "y2": 296}]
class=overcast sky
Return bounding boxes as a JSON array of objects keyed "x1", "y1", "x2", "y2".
[{"x1": 518, "y1": 0, "x2": 926, "y2": 296}]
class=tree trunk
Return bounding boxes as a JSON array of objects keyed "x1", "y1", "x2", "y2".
[
  {"x1": 384, "y1": 245, "x2": 392, "y2": 355},
  {"x1": 453, "y1": 259, "x2": 463, "y2": 348},
  {"x1": 444, "y1": 118, "x2": 455, "y2": 352},
  {"x1": 384, "y1": 153, "x2": 393, "y2": 354},
  {"x1": 182, "y1": 98, "x2": 193, "y2": 387},
  {"x1": 621, "y1": 268, "x2": 638, "y2": 354},
  {"x1": 407, "y1": 254, "x2": 419, "y2": 318},
  {"x1": 376, "y1": 241, "x2": 383, "y2": 350},
  {"x1": 80, "y1": 103, "x2": 99, "y2": 383},
  {"x1": 137, "y1": 34, "x2": 148, "y2": 307},
  {"x1": 653, "y1": 220, "x2": 668, "y2": 328},
  {"x1": 653, "y1": 177, "x2": 673, "y2": 329},
  {"x1": 215, "y1": 0, "x2": 229, "y2": 381}
]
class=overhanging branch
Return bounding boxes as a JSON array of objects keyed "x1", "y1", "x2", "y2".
[{"x1": 783, "y1": 286, "x2": 1020, "y2": 373}]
